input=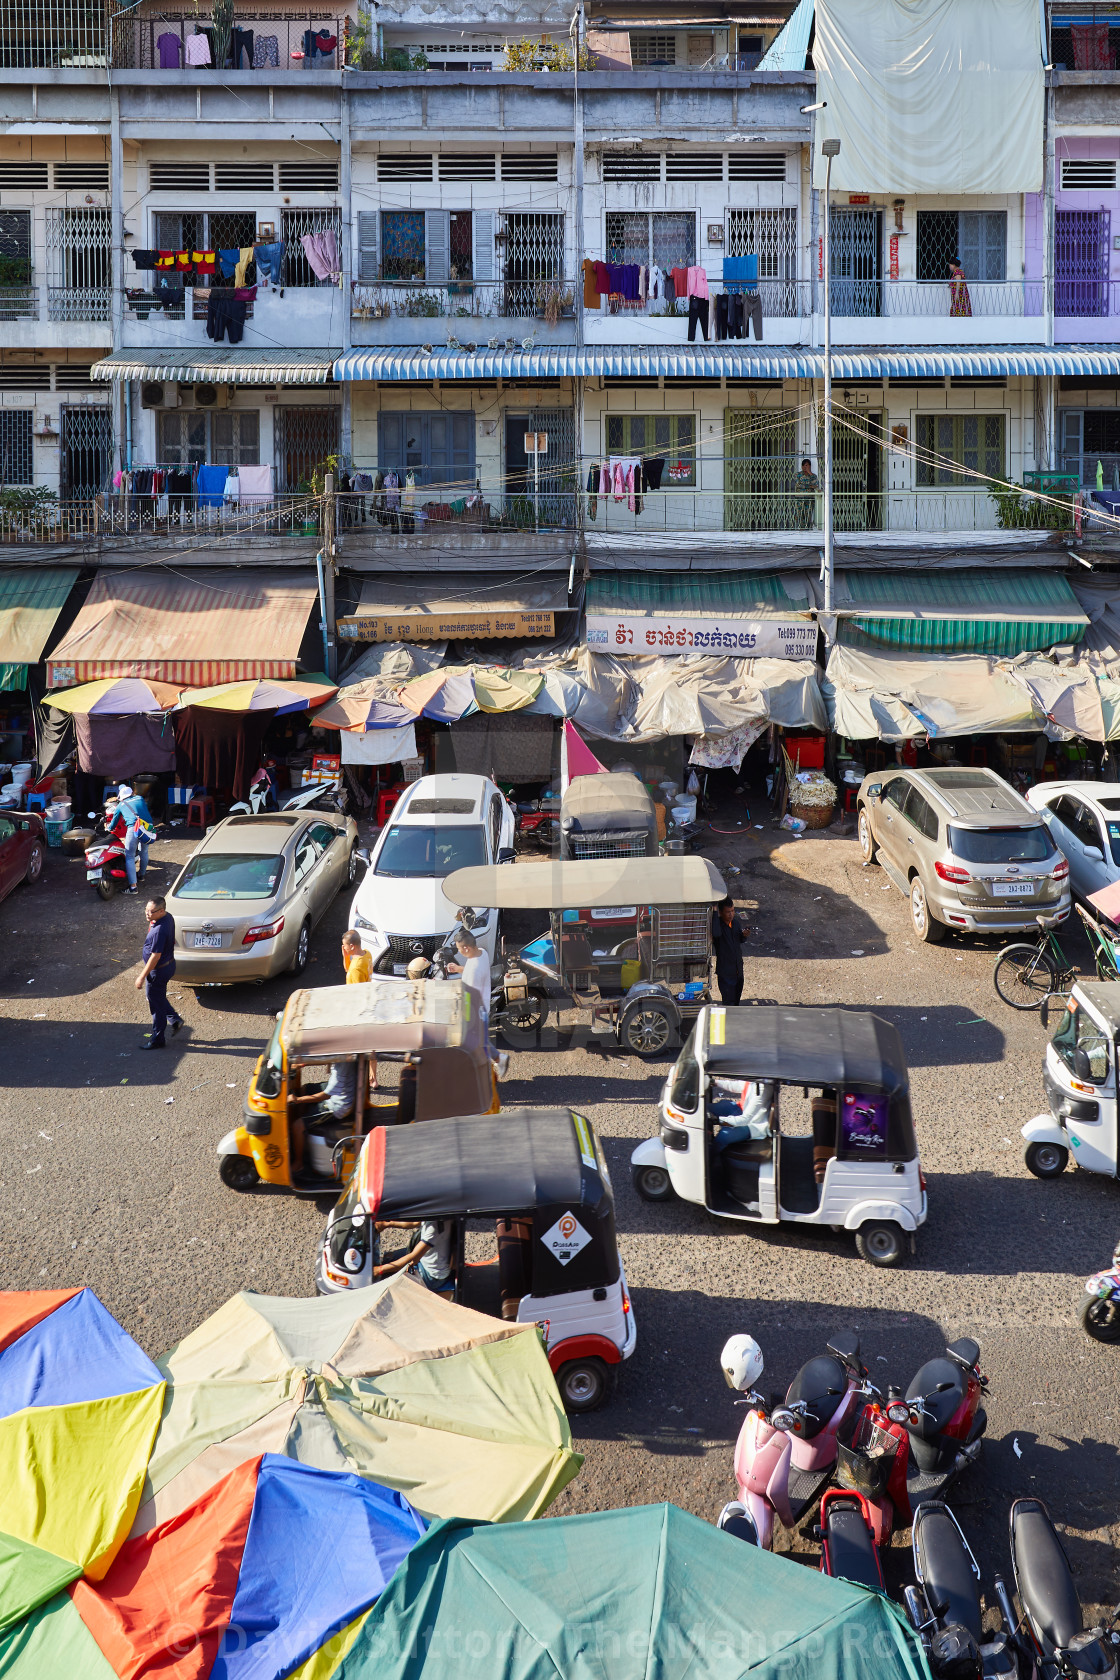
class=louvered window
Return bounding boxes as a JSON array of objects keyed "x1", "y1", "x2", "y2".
[
  {"x1": 666, "y1": 153, "x2": 724, "y2": 182},
  {"x1": 150, "y1": 162, "x2": 210, "y2": 193},
  {"x1": 53, "y1": 362, "x2": 97, "y2": 390},
  {"x1": 215, "y1": 163, "x2": 275, "y2": 193},
  {"x1": 278, "y1": 160, "x2": 339, "y2": 191},
  {"x1": 501, "y1": 154, "x2": 558, "y2": 181},
  {"x1": 438, "y1": 154, "x2": 495, "y2": 181},
  {"x1": 602, "y1": 152, "x2": 660, "y2": 183},
  {"x1": 728, "y1": 154, "x2": 787, "y2": 181},
  {"x1": 53, "y1": 162, "x2": 109, "y2": 190},
  {"x1": 1061, "y1": 158, "x2": 1118, "y2": 191},
  {"x1": 377, "y1": 155, "x2": 433, "y2": 182},
  {"x1": 0, "y1": 163, "x2": 48, "y2": 190},
  {"x1": 630, "y1": 32, "x2": 677, "y2": 63},
  {"x1": 0, "y1": 364, "x2": 51, "y2": 391}
]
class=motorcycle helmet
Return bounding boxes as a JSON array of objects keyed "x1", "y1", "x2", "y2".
[{"x1": 721, "y1": 1334, "x2": 764, "y2": 1393}]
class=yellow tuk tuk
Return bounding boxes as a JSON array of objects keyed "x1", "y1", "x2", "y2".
[{"x1": 217, "y1": 977, "x2": 499, "y2": 1193}]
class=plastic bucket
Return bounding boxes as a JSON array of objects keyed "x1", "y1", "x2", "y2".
[{"x1": 673, "y1": 794, "x2": 697, "y2": 824}]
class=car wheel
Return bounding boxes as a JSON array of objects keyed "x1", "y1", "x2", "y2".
[
  {"x1": 858, "y1": 808, "x2": 878, "y2": 864},
  {"x1": 855, "y1": 1221, "x2": 906, "y2": 1267},
  {"x1": 219, "y1": 1152, "x2": 260, "y2": 1191},
  {"x1": 1025, "y1": 1141, "x2": 1068, "y2": 1179},
  {"x1": 621, "y1": 1001, "x2": 674, "y2": 1058},
  {"x1": 1081, "y1": 1295, "x2": 1120, "y2": 1343},
  {"x1": 633, "y1": 1163, "x2": 674, "y2": 1202},
  {"x1": 910, "y1": 876, "x2": 944, "y2": 943},
  {"x1": 24, "y1": 841, "x2": 44, "y2": 884},
  {"x1": 556, "y1": 1356, "x2": 612, "y2": 1413},
  {"x1": 347, "y1": 844, "x2": 360, "y2": 886},
  {"x1": 289, "y1": 919, "x2": 311, "y2": 975}
]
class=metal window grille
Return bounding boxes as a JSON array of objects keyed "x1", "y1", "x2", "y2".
[
  {"x1": 916, "y1": 414, "x2": 1006, "y2": 487},
  {"x1": 1060, "y1": 408, "x2": 1120, "y2": 486},
  {"x1": 602, "y1": 152, "x2": 661, "y2": 183},
  {"x1": 829, "y1": 209, "x2": 881, "y2": 318},
  {"x1": 605, "y1": 211, "x2": 695, "y2": 271},
  {"x1": 273, "y1": 405, "x2": 339, "y2": 492},
  {"x1": 158, "y1": 409, "x2": 208, "y2": 469},
  {"x1": 278, "y1": 160, "x2": 340, "y2": 191},
  {"x1": 665, "y1": 152, "x2": 724, "y2": 182},
  {"x1": 724, "y1": 409, "x2": 801, "y2": 532},
  {"x1": 823, "y1": 406, "x2": 886, "y2": 532},
  {"x1": 212, "y1": 410, "x2": 260, "y2": 466},
  {"x1": 500, "y1": 154, "x2": 559, "y2": 182},
  {"x1": 1056, "y1": 208, "x2": 1111, "y2": 316},
  {"x1": 502, "y1": 213, "x2": 564, "y2": 315},
  {"x1": 727, "y1": 208, "x2": 795, "y2": 279},
  {"x1": 605, "y1": 413, "x2": 695, "y2": 485},
  {"x1": 0, "y1": 410, "x2": 33, "y2": 485},
  {"x1": 281, "y1": 208, "x2": 342, "y2": 286},
  {"x1": 503, "y1": 407, "x2": 575, "y2": 527},
  {"x1": 59, "y1": 404, "x2": 112, "y2": 500},
  {"x1": 915, "y1": 211, "x2": 1006, "y2": 282},
  {"x1": 45, "y1": 206, "x2": 111, "y2": 321},
  {"x1": 215, "y1": 163, "x2": 275, "y2": 193},
  {"x1": 631, "y1": 32, "x2": 677, "y2": 62},
  {"x1": 1, "y1": 0, "x2": 105, "y2": 66},
  {"x1": 1061, "y1": 158, "x2": 1119, "y2": 189},
  {"x1": 380, "y1": 211, "x2": 426, "y2": 281},
  {"x1": 0, "y1": 211, "x2": 31, "y2": 279},
  {"x1": 438, "y1": 154, "x2": 496, "y2": 181},
  {"x1": 570, "y1": 831, "x2": 648, "y2": 859},
  {"x1": 1049, "y1": 21, "x2": 1120, "y2": 69},
  {"x1": 53, "y1": 162, "x2": 108, "y2": 191},
  {"x1": 653, "y1": 906, "x2": 710, "y2": 960},
  {"x1": 377, "y1": 155, "x2": 434, "y2": 182},
  {"x1": 0, "y1": 163, "x2": 48, "y2": 190},
  {"x1": 727, "y1": 154, "x2": 787, "y2": 181},
  {"x1": 150, "y1": 162, "x2": 211, "y2": 193}
]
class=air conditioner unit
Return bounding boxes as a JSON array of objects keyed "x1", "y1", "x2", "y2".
[
  {"x1": 140, "y1": 381, "x2": 178, "y2": 409},
  {"x1": 193, "y1": 383, "x2": 229, "y2": 409}
]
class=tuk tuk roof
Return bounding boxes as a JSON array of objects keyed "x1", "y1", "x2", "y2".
[
  {"x1": 282, "y1": 979, "x2": 479, "y2": 1062},
  {"x1": 701, "y1": 1005, "x2": 909, "y2": 1095},
  {"x1": 561, "y1": 773, "x2": 655, "y2": 826},
  {"x1": 358, "y1": 1108, "x2": 604, "y2": 1219},
  {"x1": 444, "y1": 856, "x2": 727, "y2": 912},
  {"x1": 1075, "y1": 981, "x2": 1120, "y2": 1032}
]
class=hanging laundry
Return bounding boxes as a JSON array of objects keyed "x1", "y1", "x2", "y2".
[
  {"x1": 155, "y1": 252, "x2": 176, "y2": 270},
  {"x1": 253, "y1": 34, "x2": 279, "y2": 66},
  {"x1": 598, "y1": 462, "x2": 610, "y2": 497},
  {"x1": 233, "y1": 247, "x2": 256, "y2": 288},
  {"x1": 196, "y1": 465, "x2": 227, "y2": 508},
  {"x1": 223, "y1": 473, "x2": 240, "y2": 505},
  {"x1": 156, "y1": 30, "x2": 182, "y2": 66},
  {"x1": 184, "y1": 30, "x2": 211, "y2": 64},
  {"x1": 384, "y1": 470, "x2": 400, "y2": 511},
  {"x1": 585, "y1": 463, "x2": 599, "y2": 520},
  {"x1": 582, "y1": 258, "x2": 600, "y2": 308},
  {"x1": 685, "y1": 265, "x2": 709, "y2": 300},
  {"x1": 131, "y1": 250, "x2": 157, "y2": 270},
  {"x1": 402, "y1": 470, "x2": 417, "y2": 513},
  {"x1": 301, "y1": 229, "x2": 341, "y2": 283},
  {"x1": 237, "y1": 464, "x2": 274, "y2": 505},
  {"x1": 206, "y1": 289, "x2": 247, "y2": 344},
  {"x1": 191, "y1": 251, "x2": 217, "y2": 275},
  {"x1": 254, "y1": 242, "x2": 284, "y2": 288},
  {"x1": 648, "y1": 263, "x2": 664, "y2": 301},
  {"x1": 229, "y1": 25, "x2": 253, "y2": 67},
  {"x1": 641, "y1": 457, "x2": 666, "y2": 491},
  {"x1": 217, "y1": 248, "x2": 240, "y2": 282},
  {"x1": 670, "y1": 266, "x2": 688, "y2": 302}
]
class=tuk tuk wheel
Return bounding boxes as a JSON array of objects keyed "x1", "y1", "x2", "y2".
[
  {"x1": 556, "y1": 1356, "x2": 613, "y2": 1413},
  {"x1": 855, "y1": 1221, "x2": 905, "y2": 1267},
  {"x1": 499, "y1": 989, "x2": 549, "y2": 1046},
  {"x1": 633, "y1": 1163, "x2": 675, "y2": 1202},
  {"x1": 219, "y1": 1152, "x2": 260, "y2": 1191},
  {"x1": 1025, "y1": 1141, "x2": 1068, "y2": 1179},
  {"x1": 621, "y1": 1001, "x2": 674, "y2": 1058},
  {"x1": 1081, "y1": 1295, "x2": 1120, "y2": 1343}
]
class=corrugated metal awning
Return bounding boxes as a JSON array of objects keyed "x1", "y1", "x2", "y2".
[
  {"x1": 0, "y1": 567, "x2": 81, "y2": 691},
  {"x1": 834, "y1": 567, "x2": 1089, "y2": 657},
  {"x1": 90, "y1": 350, "x2": 338, "y2": 385},
  {"x1": 587, "y1": 568, "x2": 812, "y2": 618},
  {"x1": 46, "y1": 569, "x2": 319, "y2": 687},
  {"x1": 334, "y1": 345, "x2": 1120, "y2": 381}
]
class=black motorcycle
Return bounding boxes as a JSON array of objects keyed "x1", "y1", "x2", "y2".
[
  {"x1": 1007, "y1": 1498, "x2": 1119, "y2": 1680},
  {"x1": 904, "y1": 1501, "x2": 1020, "y2": 1680}
]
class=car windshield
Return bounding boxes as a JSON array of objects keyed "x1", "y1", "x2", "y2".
[
  {"x1": 948, "y1": 825, "x2": 1052, "y2": 865},
  {"x1": 177, "y1": 853, "x2": 285, "y2": 899},
  {"x1": 375, "y1": 824, "x2": 486, "y2": 878}
]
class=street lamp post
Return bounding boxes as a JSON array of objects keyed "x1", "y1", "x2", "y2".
[{"x1": 821, "y1": 137, "x2": 840, "y2": 624}]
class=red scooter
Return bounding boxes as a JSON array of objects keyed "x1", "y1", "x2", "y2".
[
  {"x1": 517, "y1": 797, "x2": 560, "y2": 851},
  {"x1": 835, "y1": 1337, "x2": 988, "y2": 1544},
  {"x1": 815, "y1": 1488, "x2": 886, "y2": 1592},
  {"x1": 84, "y1": 806, "x2": 129, "y2": 901}
]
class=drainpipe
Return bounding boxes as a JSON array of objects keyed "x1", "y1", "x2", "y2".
[
  {"x1": 110, "y1": 87, "x2": 124, "y2": 479},
  {"x1": 315, "y1": 548, "x2": 333, "y2": 677},
  {"x1": 1044, "y1": 71, "x2": 1055, "y2": 350},
  {"x1": 572, "y1": 1, "x2": 588, "y2": 579},
  {"x1": 124, "y1": 380, "x2": 132, "y2": 471},
  {"x1": 339, "y1": 77, "x2": 353, "y2": 467}
]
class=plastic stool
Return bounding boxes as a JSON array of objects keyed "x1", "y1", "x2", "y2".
[
  {"x1": 377, "y1": 787, "x2": 404, "y2": 827},
  {"x1": 842, "y1": 785, "x2": 859, "y2": 815},
  {"x1": 25, "y1": 792, "x2": 49, "y2": 813},
  {"x1": 186, "y1": 795, "x2": 216, "y2": 830}
]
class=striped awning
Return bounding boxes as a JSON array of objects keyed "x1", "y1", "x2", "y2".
[
  {"x1": 90, "y1": 350, "x2": 338, "y2": 385},
  {"x1": 45, "y1": 569, "x2": 319, "y2": 688},
  {"x1": 0, "y1": 567, "x2": 80, "y2": 690},
  {"x1": 333, "y1": 345, "x2": 1120, "y2": 381},
  {"x1": 834, "y1": 567, "x2": 1089, "y2": 657}
]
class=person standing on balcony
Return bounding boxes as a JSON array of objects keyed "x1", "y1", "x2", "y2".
[
  {"x1": 949, "y1": 260, "x2": 972, "y2": 318},
  {"x1": 792, "y1": 458, "x2": 819, "y2": 531}
]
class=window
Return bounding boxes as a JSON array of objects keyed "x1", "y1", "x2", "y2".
[
  {"x1": 665, "y1": 152, "x2": 723, "y2": 182},
  {"x1": 669, "y1": 1031, "x2": 700, "y2": 1110},
  {"x1": 915, "y1": 415, "x2": 1005, "y2": 487},
  {"x1": 882, "y1": 777, "x2": 909, "y2": 811},
  {"x1": 1059, "y1": 409, "x2": 1120, "y2": 485},
  {"x1": 1052, "y1": 1003, "x2": 1111, "y2": 1085},
  {"x1": 605, "y1": 414, "x2": 696, "y2": 485},
  {"x1": 45, "y1": 206, "x2": 111, "y2": 321},
  {"x1": 503, "y1": 212, "x2": 564, "y2": 312},
  {"x1": 1061, "y1": 158, "x2": 1118, "y2": 191},
  {"x1": 211, "y1": 411, "x2": 260, "y2": 467},
  {"x1": 916, "y1": 211, "x2": 1006, "y2": 282},
  {"x1": 308, "y1": 821, "x2": 338, "y2": 855},
  {"x1": 903, "y1": 786, "x2": 938, "y2": 841},
  {"x1": 728, "y1": 154, "x2": 787, "y2": 181},
  {"x1": 177, "y1": 853, "x2": 284, "y2": 898},
  {"x1": 486, "y1": 796, "x2": 501, "y2": 858},
  {"x1": 437, "y1": 154, "x2": 495, "y2": 182},
  {"x1": 158, "y1": 410, "x2": 207, "y2": 468},
  {"x1": 0, "y1": 410, "x2": 33, "y2": 484},
  {"x1": 293, "y1": 834, "x2": 319, "y2": 882},
  {"x1": 727, "y1": 208, "x2": 797, "y2": 280},
  {"x1": 449, "y1": 211, "x2": 473, "y2": 281},
  {"x1": 605, "y1": 211, "x2": 695, "y2": 272},
  {"x1": 374, "y1": 825, "x2": 487, "y2": 877},
  {"x1": 0, "y1": 211, "x2": 32, "y2": 285},
  {"x1": 1056, "y1": 209, "x2": 1111, "y2": 317},
  {"x1": 602, "y1": 152, "x2": 661, "y2": 183},
  {"x1": 500, "y1": 154, "x2": 558, "y2": 182},
  {"x1": 1051, "y1": 797, "x2": 1105, "y2": 854},
  {"x1": 724, "y1": 408, "x2": 800, "y2": 531},
  {"x1": 381, "y1": 211, "x2": 426, "y2": 281},
  {"x1": 947, "y1": 825, "x2": 1053, "y2": 863},
  {"x1": 274, "y1": 406, "x2": 340, "y2": 493},
  {"x1": 631, "y1": 32, "x2": 677, "y2": 63},
  {"x1": 281, "y1": 209, "x2": 343, "y2": 288},
  {"x1": 153, "y1": 210, "x2": 258, "y2": 254},
  {"x1": 377, "y1": 411, "x2": 475, "y2": 487}
]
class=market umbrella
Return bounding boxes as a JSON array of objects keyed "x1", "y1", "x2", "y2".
[
  {"x1": 138, "y1": 1279, "x2": 580, "y2": 1533},
  {"x1": 471, "y1": 668, "x2": 543, "y2": 714},
  {"x1": 0, "y1": 1290, "x2": 166, "y2": 1633},
  {"x1": 333, "y1": 1504, "x2": 932, "y2": 1680},
  {"x1": 397, "y1": 669, "x2": 477, "y2": 722},
  {"x1": 175, "y1": 675, "x2": 337, "y2": 715},
  {"x1": 45, "y1": 677, "x2": 181, "y2": 714},
  {"x1": 313, "y1": 678, "x2": 414, "y2": 732}
]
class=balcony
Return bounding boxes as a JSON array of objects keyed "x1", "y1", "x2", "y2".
[
  {"x1": 111, "y1": 7, "x2": 348, "y2": 70},
  {"x1": 1053, "y1": 280, "x2": 1120, "y2": 343},
  {"x1": 120, "y1": 285, "x2": 340, "y2": 350},
  {"x1": 351, "y1": 280, "x2": 577, "y2": 346},
  {"x1": 0, "y1": 491, "x2": 324, "y2": 546}
]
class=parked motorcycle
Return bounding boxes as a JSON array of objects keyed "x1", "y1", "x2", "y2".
[
  {"x1": 516, "y1": 796, "x2": 560, "y2": 852},
  {"x1": 1007, "y1": 1498, "x2": 1119, "y2": 1680},
  {"x1": 230, "y1": 772, "x2": 346, "y2": 819},
  {"x1": 83, "y1": 808, "x2": 129, "y2": 901},
  {"x1": 720, "y1": 1330, "x2": 868, "y2": 1550},
  {"x1": 835, "y1": 1337, "x2": 988, "y2": 1543},
  {"x1": 814, "y1": 1487, "x2": 885, "y2": 1591},
  {"x1": 1081, "y1": 1237, "x2": 1120, "y2": 1344},
  {"x1": 904, "y1": 1501, "x2": 1020, "y2": 1680}
]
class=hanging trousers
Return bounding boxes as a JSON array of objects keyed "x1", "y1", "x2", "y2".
[{"x1": 687, "y1": 295, "x2": 709, "y2": 342}]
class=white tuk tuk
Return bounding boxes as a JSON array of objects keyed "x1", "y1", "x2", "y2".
[{"x1": 1022, "y1": 981, "x2": 1120, "y2": 1181}]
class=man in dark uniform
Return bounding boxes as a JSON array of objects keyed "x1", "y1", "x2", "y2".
[
  {"x1": 711, "y1": 894, "x2": 750, "y2": 1006},
  {"x1": 135, "y1": 896, "x2": 184, "y2": 1049}
]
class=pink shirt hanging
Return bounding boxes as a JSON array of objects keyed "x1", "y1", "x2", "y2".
[{"x1": 687, "y1": 265, "x2": 709, "y2": 300}]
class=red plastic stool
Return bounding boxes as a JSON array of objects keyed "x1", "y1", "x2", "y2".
[
  {"x1": 842, "y1": 785, "x2": 859, "y2": 815},
  {"x1": 377, "y1": 786, "x2": 404, "y2": 827},
  {"x1": 186, "y1": 794, "x2": 216, "y2": 830}
]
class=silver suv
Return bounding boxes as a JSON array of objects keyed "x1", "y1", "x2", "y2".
[{"x1": 856, "y1": 766, "x2": 1071, "y2": 942}]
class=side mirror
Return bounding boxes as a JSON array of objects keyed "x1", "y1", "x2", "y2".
[
  {"x1": 355, "y1": 848, "x2": 371, "y2": 867},
  {"x1": 497, "y1": 847, "x2": 516, "y2": 864},
  {"x1": 1085, "y1": 846, "x2": 1104, "y2": 864},
  {"x1": 1072, "y1": 1046, "x2": 1095, "y2": 1082}
]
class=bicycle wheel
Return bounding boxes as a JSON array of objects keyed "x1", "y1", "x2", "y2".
[{"x1": 993, "y1": 943, "x2": 1058, "y2": 1010}]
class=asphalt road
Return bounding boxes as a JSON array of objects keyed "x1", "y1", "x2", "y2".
[{"x1": 2, "y1": 810, "x2": 1118, "y2": 1620}]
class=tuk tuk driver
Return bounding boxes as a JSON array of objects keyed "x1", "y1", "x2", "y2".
[
  {"x1": 369, "y1": 1217, "x2": 456, "y2": 1291},
  {"x1": 712, "y1": 895, "x2": 750, "y2": 1006},
  {"x1": 289, "y1": 1059, "x2": 357, "y2": 1124}
]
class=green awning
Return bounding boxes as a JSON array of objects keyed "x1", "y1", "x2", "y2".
[
  {"x1": 587, "y1": 569, "x2": 811, "y2": 618},
  {"x1": 835, "y1": 568, "x2": 1088, "y2": 656},
  {"x1": 0, "y1": 568, "x2": 81, "y2": 691}
]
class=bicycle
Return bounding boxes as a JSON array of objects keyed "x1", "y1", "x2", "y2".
[{"x1": 992, "y1": 915, "x2": 1078, "y2": 1011}]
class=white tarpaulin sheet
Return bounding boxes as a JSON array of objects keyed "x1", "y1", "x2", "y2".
[
  {"x1": 812, "y1": 0, "x2": 1044, "y2": 194},
  {"x1": 824, "y1": 645, "x2": 1042, "y2": 741}
]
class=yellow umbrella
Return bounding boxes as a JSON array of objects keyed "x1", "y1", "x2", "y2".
[
  {"x1": 176, "y1": 676, "x2": 337, "y2": 715},
  {"x1": 46, "y1": 677, "x2": 182, "y2": 714}
]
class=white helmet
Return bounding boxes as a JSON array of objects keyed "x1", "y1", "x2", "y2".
[{"x1": 721, "y1": 1334, "x2": 764, "y2": 1393}]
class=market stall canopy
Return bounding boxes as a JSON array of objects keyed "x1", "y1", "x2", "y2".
[
  {"x1": 333, "y1": 1503, "x2": 930, "y2": 1680},
  {"x1": 174, "y1": 675, "x2": 336, "y2": 714},
  {"x1": 826, "y1": 569, "x2": 1088, "y2": 657},
  {"x1": 0, "y1": 569, "x2": 80, "y2": 693},
  {"x1": 140, "y1": 1280, "x2": 579, "y2": 1530},
  {"x1": 44, "y1": 676, "x2": 182, "y2": 715},
  {"x1": 586, "y1": 569, "x2": 816, "y2": 662},
  {"x1": 337, "y1": 574, "x2": 572, "y2": 646},
  {"x1": 314, "y1": 678, "x2": 416, "y2": 732},
  {"x1": 824, "y1": 645, "x2": 1045, "y2": 740},
  {"x1": 445, "y1": 855, "x2": 726, "y2": 912},
  {"x1": 46, "y1": 571, "x2": 319, "y2": 687}
]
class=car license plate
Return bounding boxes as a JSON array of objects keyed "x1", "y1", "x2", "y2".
[
  {"x1": 193, "y1": 933, "x2": 222, "y2": 948},
  {"x1": 86, "y1": 869, "x2": 101, "y2": 881},
  {"x1": 393, "y1": 963, "x2": 408, "y2": 975},
  {"x1": 993, "y1": 881, "x2": 1035, "y2": 897}
]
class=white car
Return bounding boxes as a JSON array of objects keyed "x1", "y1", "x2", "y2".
[
  {"x1": 1028, "y1": 781, "x2": 1120, "y2": 901},
  {"x1": 348, "y1": 773, "x2": 516, "y2": 978}
]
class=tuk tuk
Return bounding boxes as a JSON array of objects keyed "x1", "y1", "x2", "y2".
[
  {"x1": 443, "y1": 855, "x2": 728, "y2": 1057},
  {"x1": 315, "y1": 1106, "x2": 636, "y2": 1413},
  {"x1": 1022, "y1": 980, "x2": 1120, "y2": 1181},
  {"x1": 630, "y1": 1005, "x2": 927, "y2": 1267},
  {"x1": 218, "y1": 977, "x2": 498, "y2": 1194},
  {"x1": 560, "y1": 772, "x2": 659, "y2": 860}
]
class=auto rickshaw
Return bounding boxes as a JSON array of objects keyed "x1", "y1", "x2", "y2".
[
  {"x1": 217, "y1": 977, "x2": 498, "y2": 1194},
  {"x1": 443, "y1": 855, "x2": 728, "y2": 1057},
  {"x1": 315, "y1": 1106, "x2": 636, "y2": 1412},
  {"x1": 1022, "y1": 980, "x2": 1120, "y2": 1181},
  {"x1": 630, "y1": 1005, "x2": 927, "y2": 1267},
  {"x1": 559, "y1": 771, "x2": 660, "y2": 860}
]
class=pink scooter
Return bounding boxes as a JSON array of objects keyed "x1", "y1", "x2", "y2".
[{"x1": 718, "y1": 1330, "x2": 869, "y2": 1550}]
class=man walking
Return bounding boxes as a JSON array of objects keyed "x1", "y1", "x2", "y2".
[
  {"x1": 448, "y1": 925, "x2": 508, "y2": 1077},
  {"x1": 135, "y1": 896, "x2": 183, "y2": 1049},
  {"x1": 711, "y1": 894, "x2": 750, "y2": 1007},
  {"x1": 342, "y1": 928, "x2": 372, "y2": 983}
]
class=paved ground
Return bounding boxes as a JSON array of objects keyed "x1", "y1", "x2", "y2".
[{"x1": 2, "y1": 808, "x2": 1118, "y2": 1620}]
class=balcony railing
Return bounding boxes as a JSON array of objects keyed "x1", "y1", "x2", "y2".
[
  {"x1": 2, "y1": 0, "x2": 105, "y2": 66},
  {"x1": 824, "y1": 279, "x2": 1043, "y2": 319},
  {"x1": 112, "y1": 9, "x2": 347, "y2": 69},
  {"x1": 47, "y1": 286, "x2": 110, "y2": 323},
  {"x1": 0, "y1": 287, "x2": 38, "y2": 321},
  {"x1": 352, "y1": 279, "x2": 575, "y2": 324},
  {"x1": 0, "y1": 492, "x2": 324, "y2": 545}
]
